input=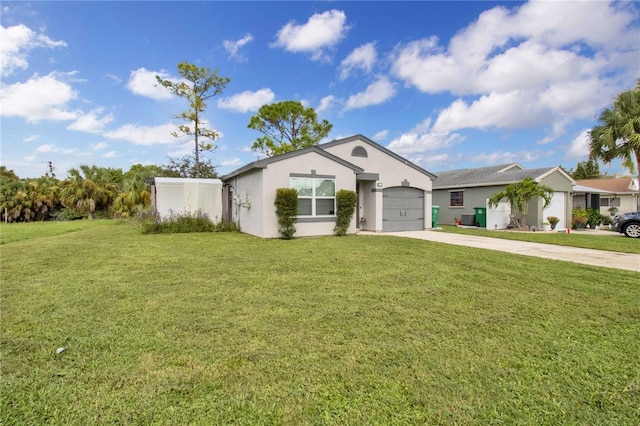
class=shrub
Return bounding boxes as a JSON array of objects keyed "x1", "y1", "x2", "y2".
[
  {"x1": 274, "y1": 188, "x2": 298, "y2": 239},
  {"x1": 214, "y1": 220, "x2": 240, "y2": 233},
  {"x1": 51, "y1": 208, "x2": 85, "y2": 221},
  {"x1": 138, "y1": 210, "x2": 215, "y2": 234},
  {"x1": 334, "y1": 189, "x2": 357, "y2": 236},
  {"x1": 585, "y1": 208, "x2": 602, "y2": 228}
]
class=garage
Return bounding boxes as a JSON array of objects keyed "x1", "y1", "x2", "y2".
[
  {"x1": 382, "y1": 187, "x2": 425, "y2": 231},
  {"x1": 543, "y1": 192, "x2": 566, "y2": 230}
]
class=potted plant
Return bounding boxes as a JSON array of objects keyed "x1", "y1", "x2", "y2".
[
  {"x1": 572, "y1": 210, "x2": 588, "y2": 230},
  {"x1": 542, "y1": 221, "x2": 551, "y2": 231},
  {"x1": 547, "y1": 216, "x2": 559, "y2": 230}
]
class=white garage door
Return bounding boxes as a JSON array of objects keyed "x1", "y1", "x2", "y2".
[
  {"x1": 544, "y1": 192, "x2": 566, "y2": 230},
  {"x1": 382, "y1": 187, "x2": 424, "y2": 232}
]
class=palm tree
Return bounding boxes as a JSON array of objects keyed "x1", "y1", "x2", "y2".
[
  {"x1": 589, "y1": 80, "x2": 640, "y2": 210},
  {"x1": 59, "y1": 165, "x2": 116, "y2": 220},
  {"x1": 28, "y1": 177, "x2": 60, "y2": 221},
  {"x1": 112, "y1": 173, "x2": 151, "y2": 218},
  {"x1": 488, "y1": 178, "x2": 554, "y2": 228}
]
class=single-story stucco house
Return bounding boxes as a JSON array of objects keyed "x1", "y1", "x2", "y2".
[
  {"x1": 432, "y1": 163, "x2": 575, "y2": 230},
  {"x1": 573, "y1": 177, "x2": 639, "y2": 216},
  {"x1": 221, "y1": 134, "x2": 437, "y2": 238}
]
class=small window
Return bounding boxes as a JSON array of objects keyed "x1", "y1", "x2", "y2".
[
  {"x1": 351, "y1": 146, "x2": 368, "y2": 157},
  {"x1": 450, "y1": 191, "x2": 464, "y2": 207},
  {"x1": 600, "y1": 198, "x2": 610, "y2": 207}
]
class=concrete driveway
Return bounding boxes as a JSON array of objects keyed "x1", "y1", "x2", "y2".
[{"x1": 359, "y1": 230, "x2": 640, "y2": 273}]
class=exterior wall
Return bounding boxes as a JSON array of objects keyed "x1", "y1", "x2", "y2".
[
  {"x1": 260, "y1": 151, "x2": 358, "y2": 238},
  {"x1": 433, "y1": 185, "x2": 504, "y2": 226},
  {"x1": 540, "y1": 171, "x2": 573, "y2": 228},
  {"x1": 587, "y1": 194, "x2": 638, "y2": 216},
  {"x1": 323, "y1": 137, "x2": 433, "y2": 231},
  {"x1": 358, "y1": 181, "x2": 377, "y2": 231},
  {"x1": 225, "y1": 169, "x2": 264, "y2": 237},
  {"x1": 322, "y1": 138, "x2": 432, "y2": 192}
]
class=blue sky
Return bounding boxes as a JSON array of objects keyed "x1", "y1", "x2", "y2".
[{"x1": 1, "y1": 1, "x2": 639, "y2": 179}]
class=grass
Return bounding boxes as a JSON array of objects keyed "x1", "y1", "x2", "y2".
[
  {"x1": 0, "y1": 219, "x2": 116, "y2": 245},
  {"x1": 1, "y1": 221, "x2": 639, "y2": 424},
  {"x1": 437, "y1": 225, "x2": 640, "y2": 254}
]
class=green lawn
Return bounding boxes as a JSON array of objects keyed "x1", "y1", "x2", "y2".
[
  {"x1": 437, "y1": 225, "x2": 640, "y2": 254},
  {"x1": 1, "y1": 222, "x2": 639, "y2": 424}
]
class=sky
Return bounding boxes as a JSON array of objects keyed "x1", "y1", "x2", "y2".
[{"x1": 1, "y1": 1, "x2": 639, "y2": 180}]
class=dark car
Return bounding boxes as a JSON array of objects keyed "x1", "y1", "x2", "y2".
[{"x1": 612, "y1": 211, "x2": 640, "y2": 238}]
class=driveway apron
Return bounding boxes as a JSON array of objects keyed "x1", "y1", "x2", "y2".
[{"x1": 359, "y1": 230, "x2": 640, "y2": 273}]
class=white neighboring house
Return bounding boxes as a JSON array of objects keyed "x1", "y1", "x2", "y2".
[
  {"x1": 573, "y1": 177, "x2": 640, "y2": 216},
  {"x1": 221, "y1": 134, "x2": 437, "y2": 238},
  {"x1": 151, "y1": 177, "x2": 223, "y2": 222}
]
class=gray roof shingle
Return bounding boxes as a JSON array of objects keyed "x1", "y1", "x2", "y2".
[{"x1": 433, "y1": 163, "x2": 558, "y2": 188}]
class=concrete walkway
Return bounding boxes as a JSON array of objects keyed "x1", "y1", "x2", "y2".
[{"x1": 358, "y1": 230, "x2": 640, "y2": 273}]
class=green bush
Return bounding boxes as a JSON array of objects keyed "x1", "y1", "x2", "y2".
[
  {"x1": 274, "y1": 188, "x2": 298, "y2": 239},
  {"x1": 334, "y1": 189, "x2": 357, "y2": 236},
  {"x1": 214, "y1": 220, "x2": 240, "y2": 233},
  {"x1": 585, "y1": 208, "x2": 602, "y2": 228},
  {"x1": 50, "y1": 208, "x2": 85, "y2": 221},
  {"x1": 138, "y1": 210, "x2": 215, "y2": 234}
]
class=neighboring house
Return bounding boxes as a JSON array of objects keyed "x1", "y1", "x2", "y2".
[
  {"x1": 432, "y1": 163, "x2": 575, "y2": 230},
  {"x1": 221, "y1": 134, "x2": 437, "y2": 238},
  {"x1": 573, "y1": 177, "x2": 640, "y2": 216}
]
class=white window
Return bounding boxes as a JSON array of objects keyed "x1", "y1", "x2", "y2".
[{"x1": 291, "y1": 177, "x2": 336, "y2": 216}]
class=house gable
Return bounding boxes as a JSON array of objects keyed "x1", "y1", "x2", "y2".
[{"x1": 319, "y1": 134, "x2": 437, "y2": 181}]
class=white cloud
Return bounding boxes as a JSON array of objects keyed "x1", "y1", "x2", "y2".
[
  {"x1": 35, "y1": 144, "x2": 57, "y2": 153},
  {"x1": 102, "y1": 151, "x2": 120, "y2": 158},
  {"x1": 126, "y1": 68, "x2": 174, "y2": 100},
  {"x1": 271, "y1": 9, "x2": 349, "y2": 61},
  {"x1": 224, "y1": 34, "x2": 253, "y2": 60},
  {"x1": 167, "y1": 144, "x2": 193, "y2": 158},
  {"x1": 91, "y1": 142, "x2": 108, "y2": 151},
  {"x1": 0, "y1": 24, "x2": 67, "y2": 77},
  {"x1": 23, "y1": 134, "x2": 39, "y2": 142},
  {"x1": 67, "y1": 108, "x2": 114, "y2": 133},
  {"x1": 565, "y1": 129, "x2": 591, "y2": 160},
  {"x1": 104, "y1": 122, "x2": 180, "y2": 145},
  {"x1": 471, "y1": 149, "x2": 549, "y2": 165},
  {"x1": 390, "y1": 0, "x2": 639, "y2": 143},
  {"x1": 388, "y1": 118, "x2": 464, "y2": 154},
  {"x1": 373, "y1": 130, "x2": 389, "y2": 141},
  {"x1": 0, "y1": 72, "x2": 79, "y2": 121},
  {"x1": 433, "y1": 91, "x2": 548, "y2": 134},
  {"x1": 221, "y1": 158, "x2": 243, "y2": 167},
  {"x1": 218, "y1": 88, "x2": 275, "y2": 113},
  {"x1": 344, "y1": 77, "x2": 396, "y2": 111},
  {"x1": 106, "y1": 73, "x2": 122, "y2": 85},
  {"x1": 316, "y1": 95, "x2": 335, "y2": 113},
  {"x1": 339, "y1": 42, "x2": 377, "y2": 80}
]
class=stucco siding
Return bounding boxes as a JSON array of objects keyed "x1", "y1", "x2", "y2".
[
  {"x1": 322, "y1": 138, "x2": 432, "y2": 192},
  {"x1": 433, "y1": 186, "x2": 504, "y2": 226},
  {"x1": 260, "y1": 151, "x2": 358, "y2": 238}
]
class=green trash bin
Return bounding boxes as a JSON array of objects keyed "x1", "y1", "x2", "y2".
[
  {"x1": 474, "y1": 207, "x2": 487, "y2": 228},
  {"x1": 431, "y1": 205, "x2": 440, "y2": 228}
]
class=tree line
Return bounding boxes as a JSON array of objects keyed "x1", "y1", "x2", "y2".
[{"x1": 0, "y1": 156, "x2": 216, "y2": 223}]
